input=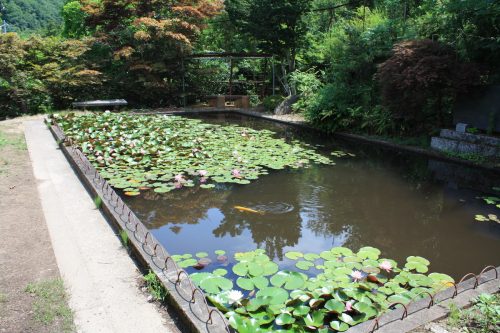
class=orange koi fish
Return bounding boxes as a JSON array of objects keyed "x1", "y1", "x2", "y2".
[{"x1": 234, "y1": 206, "x2": 264, "y2": 215}]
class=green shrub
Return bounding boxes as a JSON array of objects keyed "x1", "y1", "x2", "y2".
[
  {"x1": 262, "y1": 95, "x2": 285, "y2": 112},
  {"x1": 302, "y1": 7, "x2": 396, "y2": 134},
  {"x1": 0, "y1": 33, "x2": 102, "y2": 119},
  {"x1": 144, "y1": 271, "x2": 168, "y2": 302}
]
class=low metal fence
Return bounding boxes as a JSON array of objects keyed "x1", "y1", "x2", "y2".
[{"x1": 49, "y1": 122, "x2": 230, "y2": 333}]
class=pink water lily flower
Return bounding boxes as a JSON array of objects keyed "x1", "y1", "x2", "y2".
[
  {"x1": 345, "y1": 301, "x2": 353, "y2": 312},
  {"x1": 200, "y1": 177, "x2": 208, "y2": 184},
  {"x1": 232, "y1": 169, "x2": 242, "y2": 178},
  {"x1": 379, "y1": 260, "x2": 393, "y2": 273},
  {"x1": 174, "y1": 182, "x2": 183, "y2": 189},
  {"x1": 350, "y1": 270, "x2": 364, "y2": 282},
  {"x1": 198, "y1": 170, "x2": 208, "y2": 177},
  {"x1": 174, "y1": 174, "x2": 185, "y2": 182}
]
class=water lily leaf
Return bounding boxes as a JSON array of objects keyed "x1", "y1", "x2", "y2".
[
  {"x1": 330, "y1": 321, "x2": 349, "y2": 332},
  {"x1": 248, "y1": 263, "x2": 265, "y2": 277},
  {"x1": 256, "y1": 287, "x2": 289, "y2": 305},
  {"x1": 124, "y1": 191, "x2": 140, "y2": 196},
  {"x1": 357, "y1": 247, "x2": 381, "y2": 260},
  {"x1": 262, "y1": 262, "x2": 279, "y2": 276},
  {"x1": 276, "y1": 313, "x2": 295, "y2": 326},
  {"x1": 405, "y1": 262, "x2": 429, "y2": 273},
  {"x1": 196, "y1": 252, "x2": 209, "y2": 258},
  {"x1": 245, "y1": 296, "x2": 273, "y2": 311},
  {"x1": 292, "y1": 305, "x2": 310, "y2": 316},
  {"x1": 213, "y1": 269, "x2": 228, "y2": 277},
  {"x1": 215, "y1": 250, "x2": 226, "y2": 256},
  {"x1": 387, "y1": 293, "x2": 413, "y2": 305},
  {"x1": 249, "y1": 311, "x2": 275, "y2": 326},
  {"x1": 233, "y1": 262, "x2": 249, "y2": 276},
  {"x1": 353, "y1": 302, "x2": 378, "y2": 318},
  {"x1": 304, "y1": 311, "x2": 325, "y2": 328},
  {"x1": 190, "y1": 272, "x2": 212, "y2": 285},
  {"x1": 407, "y1": 256, "x2": 430, "y2": 266},
  {"x1": 304, "y1": 253, "x2": 320, "y2": 261},
  {"x1": 320, "y1": 251, "x2": 337, "y2": 261},
  {"x1": 331, "y1": 247, "x2": 353, "y2": 256},
  {"x1": 237, "y1": 278, "x2": 255, "y2": 290},
  {"x1": 228, "y1": 313, "x2": 264, "y2": 332},
  {"x1": 285, "y1": 251, "x2": 303, "y2": 260},
  {"x1": 270, "y1": 271, "x2": 306, "y2": 290},
  {"x1": 295, "y1": 261, "x2": 315, "y2": 271},
  {"x1": 199, "y1": 276, "x2": 233, "y2": 294},
  {"x1": 178, "y1": 258, "x2": 198, "y2": 268},
  {"x1": 324, "y1": 299, "x2": 345, "y2": 314}
]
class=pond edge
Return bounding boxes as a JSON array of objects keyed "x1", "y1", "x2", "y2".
[{"x1": 46, "y1": 120, "x2": 230, "y2": 333}]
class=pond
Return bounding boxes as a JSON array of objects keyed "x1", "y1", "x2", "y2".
[{"x1": 123, "y1": 112, "x2": 500, "y2": 280}]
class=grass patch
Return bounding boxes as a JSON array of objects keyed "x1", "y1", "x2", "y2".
[
  {"x1": 119, "y1": 229, "x2": 129, "y2": 249},
  {"x1": 0, "y1": 291, "x2": 6, "y2": 303},
  {"x1": 25, "y1": 279, "x2": 75, "y2": 332},
  {"x1": 0, "y1": 130, "x2": 27, "y2": 151},
  {"x1": 93, "y1": 196, "x2": 103, "y2": 209},
  {"x1": 144, "y1": 271, "x2": 168, "y2": 302},
  {"x1": 443, "y1": 150, "x2": 488, "y2": 164},
  {"x1": 448, "y1": 293, "x2": 500, "y2": 333}
]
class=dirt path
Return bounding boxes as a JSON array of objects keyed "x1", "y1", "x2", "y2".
[{"x1": 0, "y1": 116, "x2": 72, "y2": 333}]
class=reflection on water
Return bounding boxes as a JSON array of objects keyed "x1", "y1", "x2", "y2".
[{"x1": 124, "y1": 113, "x2": 500, "y2": 279}]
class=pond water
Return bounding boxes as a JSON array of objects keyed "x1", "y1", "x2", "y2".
[{"x1": 124, "y1": 112, "x2": 500, "y2": 279}]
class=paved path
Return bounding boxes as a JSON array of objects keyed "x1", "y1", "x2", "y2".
[{"x1": 25, "y1": 120, "x2": 171, "y2": 333}]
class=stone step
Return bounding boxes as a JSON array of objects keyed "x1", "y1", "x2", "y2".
[
  {"x1": 440, "y1": 129, "x2": 500, "y2": 147},
  {"x1": 431, "y1": 136, "x2": 499, "y2": 157}
]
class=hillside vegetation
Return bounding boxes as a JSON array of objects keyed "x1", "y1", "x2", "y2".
[{"x1": 1, "y1": 0, "x2": 64, "y2": 32}]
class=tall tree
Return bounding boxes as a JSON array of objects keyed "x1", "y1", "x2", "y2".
[
  {"x1": 225, "y1": 0, "x2": 312, "y2": 95},
  {"x1": 75, "y1": 0, "x2": 222, "y2": 105}
]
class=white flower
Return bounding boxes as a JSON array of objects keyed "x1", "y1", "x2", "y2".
[{"x1": 226, "y1": 290, "x2": 243, "y2": 305}]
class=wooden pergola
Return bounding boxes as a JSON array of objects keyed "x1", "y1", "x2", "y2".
[{"x1": 181, "y1": 52, "x2": 275, "y2": 106}]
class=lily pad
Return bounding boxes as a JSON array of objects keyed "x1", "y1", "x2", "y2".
[
  {"x1": 295, "y1": 261, "x2": 315, "y2": 271},
  {"x1": 270, "y1": 271, "x2": 306, "y2": 290},
  {"x1": 255, "y1": 287, "x2": 289, "y2": 305},
  {"x1": 285, "y1": 251, "x2": 303, "y2": 260},
  {"x1": 330, "y1": 320, "x2": 349, "y2": 331},
  {"x1": 324, "y1": 299, "x2": 345, "y2": 314},
  {"x1": 199, "y1": 276, "x2": 233, "y2": 294}
]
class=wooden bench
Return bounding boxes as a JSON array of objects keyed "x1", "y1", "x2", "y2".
[
  {"x1": 206, "y1": 95, "x2": 250, "y2": 109},
  {"x1": 72, "y1": 99, "x2": 128, "y2": 110}
]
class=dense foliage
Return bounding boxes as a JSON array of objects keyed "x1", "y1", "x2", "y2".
[
  {"x1": 377, "y1": 39, "x2": 480, "y2": 133},
  {"x1": 1, "y1": 0, "x2": 64, "y2": 33},
  {"x1": 0, "y1": 33, "x2": 101, "y2": 118},
  {"x1": 1, "y1": 0, "x2": 499, "y2": 132}
]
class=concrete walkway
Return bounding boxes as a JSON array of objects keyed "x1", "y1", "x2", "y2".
[{"x1": 24, "y1": 120, "x2": 171, "y2": 333}]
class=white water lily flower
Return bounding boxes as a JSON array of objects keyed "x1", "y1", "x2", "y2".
[{"x1": 227, "y1": 290, "x2": 244, "y2": 305}]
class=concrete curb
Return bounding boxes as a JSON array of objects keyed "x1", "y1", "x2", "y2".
[{"x1": 46, "y1": 121, "x2": 229, "y2": 333}]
